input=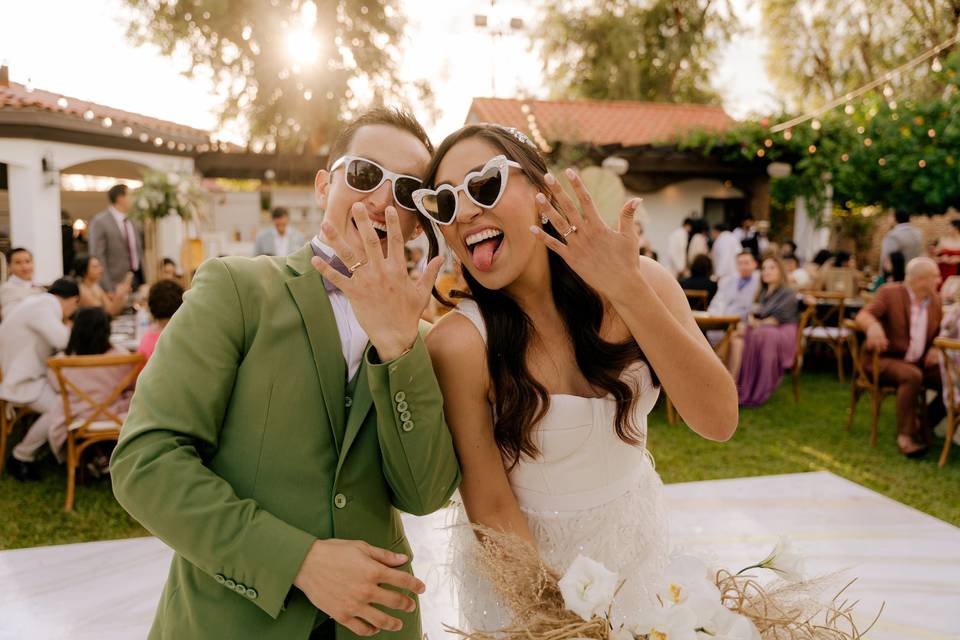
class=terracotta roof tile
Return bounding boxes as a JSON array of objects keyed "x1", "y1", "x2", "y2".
[
  {"x1": 0, "y1": 79, "x2": 210, "y2": 143},
  {"x1": 467, "y1": 97, "x2": 733, "y2": 147}
]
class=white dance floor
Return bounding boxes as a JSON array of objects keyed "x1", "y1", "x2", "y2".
[{"x1": 1, "y1": 471, "x2": 957, "y2": 639}]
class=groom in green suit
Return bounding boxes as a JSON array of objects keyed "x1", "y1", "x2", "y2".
[{"x1": 111, "y1": 108, "x2": 460, "y2": 639}]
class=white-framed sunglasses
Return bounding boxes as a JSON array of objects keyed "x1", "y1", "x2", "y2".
[
  {"x1": 412, "y1": 155, "x2": 522, "y2": 225},
  {"x1": 329, "y1": 155, "x2": 423, "y2": 211}
]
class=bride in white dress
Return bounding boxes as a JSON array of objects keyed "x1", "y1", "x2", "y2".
[{"x1": 415, "y1": 124, "x2": 739, "y2": 630}]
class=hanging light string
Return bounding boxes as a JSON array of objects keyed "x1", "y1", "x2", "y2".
[{"x1": 770, "y1": 30, "x2": 960, "y2": 134}]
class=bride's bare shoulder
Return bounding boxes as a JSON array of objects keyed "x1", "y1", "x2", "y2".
[{"x1": 425, "y1": 309, "x2": 487, "y2": 366}]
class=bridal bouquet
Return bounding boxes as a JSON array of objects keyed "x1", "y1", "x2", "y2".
[{"x1": 446, "y1": 530, "x2": 881, "y2": 640}]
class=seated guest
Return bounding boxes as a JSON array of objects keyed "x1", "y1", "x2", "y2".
[
  {"x1": 707, "y1": 250, "x2": 760, "y2": 320},
  {"x1": 0, "y1": 247, "x2": 45, "y2": 319},
  {"x1": 856, "y1": 258, "x2": 944, "y2": 457},
  {"x1": 781, "y1": 241, "x2": 799, "y2": 261},
  {"x1": 137, "y1": 280, "x2": 185, "y2": 360},
  {"x1": 729, "y1": 256, "x2": 799, "y2": 406},
  {"x1": 32, "y1": 307, "x2": 139, "y2": 473},
  {"x1": 0, "y1": 279, "x2": 80, "y2": 481},
  {"x1": 160, "y1": 257, "x2": 182, "y2": 283},
  {"x1": 937, "y1": 276, "x2": 960, "y2": 446},
  {"x1": 679, "y1": 254, "x2": 718, "y2": 305},
  {"x1": 814, "y1": 250, "x2": 862, "y2": 297},
  {"x1": 783, "y1": 253, "x2": 812, "y2": 290},
  {"x1": 76, "y1": 255, "x2": 132, "y2": 317}
]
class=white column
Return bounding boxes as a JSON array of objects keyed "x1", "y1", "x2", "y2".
[
  {"x1": 7, "y1": 163, "x2": 63, "y2": 284},
  {"x1": 156, "y1": 214, "x2": 185, "y2": 267}
]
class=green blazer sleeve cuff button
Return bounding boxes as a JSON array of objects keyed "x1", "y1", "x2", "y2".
[
  {"x1": 225, "y1": 579, "x2": 236, "y2": 589},
  {"x1": 402, "y1": 420, "x2": 414, "y2": 432},
  {"x1": 399, "y1": 410, "x2": 412, "y2": 421},
  {"x1": 214, "y1": 574, "x2": 226, "y2": 585},
  {"x1": 394, "y1": 391, "x2": 406, "y2": 402},
  {"x1": 396, "y1": 400, "x2": 409, "y2": 412},
  {"x1": 245, "y1": 588, "x2": 259, "y2": 600}
]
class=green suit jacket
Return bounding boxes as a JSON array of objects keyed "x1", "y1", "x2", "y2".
[{"x1": 111, "y1": 244, "x2": 461, "y2": 639}]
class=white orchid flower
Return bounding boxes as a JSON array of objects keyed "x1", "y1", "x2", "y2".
[
  {"x1": 634, "y1": 604, "x2": 698, "y2": 640},
  {"x1": 557, "y1": 555, "x2": 620, "y2": 621},
  {"x1": 696, "y1": 607, "x2": 761, "y2": 640},
  {"x1": 748, "y1": 536, "x2": 805, "y2": 582},
  {"x1": 658, "y1": 555, "x2": 721, "y2": 606}
]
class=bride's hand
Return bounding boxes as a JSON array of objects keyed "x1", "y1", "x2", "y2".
[{"x1": 530, "y1": 168, "x2": 644, "y2": 302}]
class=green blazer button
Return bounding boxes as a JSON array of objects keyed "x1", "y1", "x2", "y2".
[
  {"x1": 245, "y1": 588, "x2": 258, "y2": 600},
  {"x1": 334, "y1": 493, "x2": 347, "y2": 508},
  {"x1": 394, "y1": 391, "x2": 406, "y2": 402},
  {"x1": 344, "y1": 397, "x2": 353, "y2": 408},
  {"x1": 402, "y1": 421, "x2": 414, "y2": 432},
  {"x1": 225, "y1": 579, "x2": 236, "y2": 589},
  {"x1": 214, "y1": 574, "x2": 226, "y2": 585},
  {"x1": 396, "y1": 400, "x2": 409, "y2": 412},
  {"x1": 399, "y1": 410, "x2": 412, "y2": 421}
]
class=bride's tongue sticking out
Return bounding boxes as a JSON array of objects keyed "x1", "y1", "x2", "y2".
[{"x1": 467, "y1": 230, "x2": 503, "y2": 272}]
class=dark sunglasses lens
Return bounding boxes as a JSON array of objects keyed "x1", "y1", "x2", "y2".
[
  {"x1": 394, "y1": 177, "x2": 420, "y2": 210},
  {"x1": 346, "y1": 159, "x2": 383, "y2": 191},
  {"x1": 467, "y1": 166, "x2": 503, "y2": 206},
  {"x1": 433, "y1": 190, "x2": 457, "y2": 223}
]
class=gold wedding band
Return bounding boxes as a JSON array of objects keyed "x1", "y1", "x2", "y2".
[
  {"x1": 561, "y1": 225, "x2": 578, "y2": 238},
  {"x1": 347, "y1": 260, "x2": 367, "y2": 273}
]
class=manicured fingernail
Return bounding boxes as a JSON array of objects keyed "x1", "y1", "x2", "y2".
[
  {"x1": 535, "y1": 193, "x2": 547, "y2": 204},
  {"x1": 529, "y1": 225, "x2": 541, "y2": 235},
  {"x1": 394, "y1": 553, "x2": 407, "y2": 562},
  {"x1": 565, "y1": 168, "x2": 576, "y2": 179},
  {"x1": 544, "y1": 173, "x2": 556, "y2": 184}
]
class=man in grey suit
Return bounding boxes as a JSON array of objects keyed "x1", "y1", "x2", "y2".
[
  {"x1": 254, "y1": 207, "x2": 306, "y2": 257},
  {"x1": 88, "y1": 184, "x2": 144, "y2": 289},
  {"x1": 708, "y1": 250, "x2": 760, "y2": 320},
  {"x1": 880, "y1": 208, "x2": 923, "y2": 274}
]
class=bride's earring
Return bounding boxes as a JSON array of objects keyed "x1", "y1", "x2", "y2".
[{"x1": 541, "y1": 215, "x2": 549, "y2": 225}]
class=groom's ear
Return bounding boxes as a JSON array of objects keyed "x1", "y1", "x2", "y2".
[{"x1": 315, "y1": 169, "x2": 331, "y2": 208}]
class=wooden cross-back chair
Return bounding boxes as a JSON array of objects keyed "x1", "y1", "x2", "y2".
[
  {"x1": 790, "y1": 304, "x2": 817, "y2": 402},
  {"x1": 47, "y1": 353, "x2": 145, "y2": 511},
  {"x1": 0, "y1": 368, "x2": 37, "y2": 476},
  {"x1": 799, "y1": 290, "x2": 851, "y2": 382},
  {"x1": 843, "y1": 319, "x2": 906, "y2": 447},
  {"x1": 933, "y1": 336, "x2": 960, "y2": 467},
  {"x1": 683, "y1": 289, "x2": 710, "y2": 312}
]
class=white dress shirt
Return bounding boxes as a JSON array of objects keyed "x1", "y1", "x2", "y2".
[
  {"x1": 273, "y1": 229, "x2": 292, "y2": 257},
  {"x1": 109, "y1": 206, "x2": 140, "y2": 271},
  {"x1": 311, "y1": 236, "x2": 368, "y2": 380},
  {"x1": 711, "y1": 231, "x2": 743, "y2": 285}
]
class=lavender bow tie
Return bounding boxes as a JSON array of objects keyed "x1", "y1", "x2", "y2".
[{"x1": 311, "y1": 241, "x2": 351, "y2": 293}]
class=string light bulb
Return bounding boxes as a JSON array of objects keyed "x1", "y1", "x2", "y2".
[
  {"x1": 932, "y1": 57, "x2": 943, "y2": 73},
  {"x1": 811, "y1": 119, "x2": 822, "y2": 130}
]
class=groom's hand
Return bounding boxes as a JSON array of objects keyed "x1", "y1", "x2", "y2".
[
  {"x1": 293, "y1": 538, "x2": 424, "y2": 636},
  {"x1": 312, "y1": 203, "x2": 443, "y2": 361}
]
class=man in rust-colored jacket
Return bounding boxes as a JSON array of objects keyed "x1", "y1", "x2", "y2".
[{"x1": 856, "y1": 257, "x2": 943, "y2": 457}]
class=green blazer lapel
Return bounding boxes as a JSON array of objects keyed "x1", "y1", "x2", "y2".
[
  {"x1": 337, "y1": 357, "x2": 374, "y2": 475},
  {"x1": 284, "y1": 244, "x2": 347, "y2": 450}
]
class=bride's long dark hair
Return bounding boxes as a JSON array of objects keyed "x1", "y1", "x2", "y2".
[{"x1": 418, "y1": 124, "x2": 656, "y2": 467}]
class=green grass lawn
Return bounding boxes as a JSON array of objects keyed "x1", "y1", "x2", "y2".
[{"x1": 1, "y1": 369, "x2": 958, "y2": 550}]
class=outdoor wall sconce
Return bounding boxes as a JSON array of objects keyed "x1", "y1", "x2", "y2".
[{"x1": 41, "y1": 153, "x2": 58, "y2": 187}]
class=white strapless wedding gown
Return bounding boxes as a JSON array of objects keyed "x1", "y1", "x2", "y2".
[{"x1": 449, "y1": 301, "x2": 669, "y2": 630}]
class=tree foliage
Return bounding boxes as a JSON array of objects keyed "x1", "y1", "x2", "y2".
[
  {"x1": 535, "y1": 0, "x2": 738, "y2": 103},
  {"x1": 761, "y1": 0, "x2": 960, "y2": 110},
  {"x1": 123, "y1": 0, "x2": 427, "y2": 152},
  {"x1": 680, "y1": 53, "x2": 960, "y2": 218}
]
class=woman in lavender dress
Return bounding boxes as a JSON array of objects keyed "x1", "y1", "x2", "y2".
[{"x1": 731, "y1": 256, "x2": 799, "y2": 406}]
